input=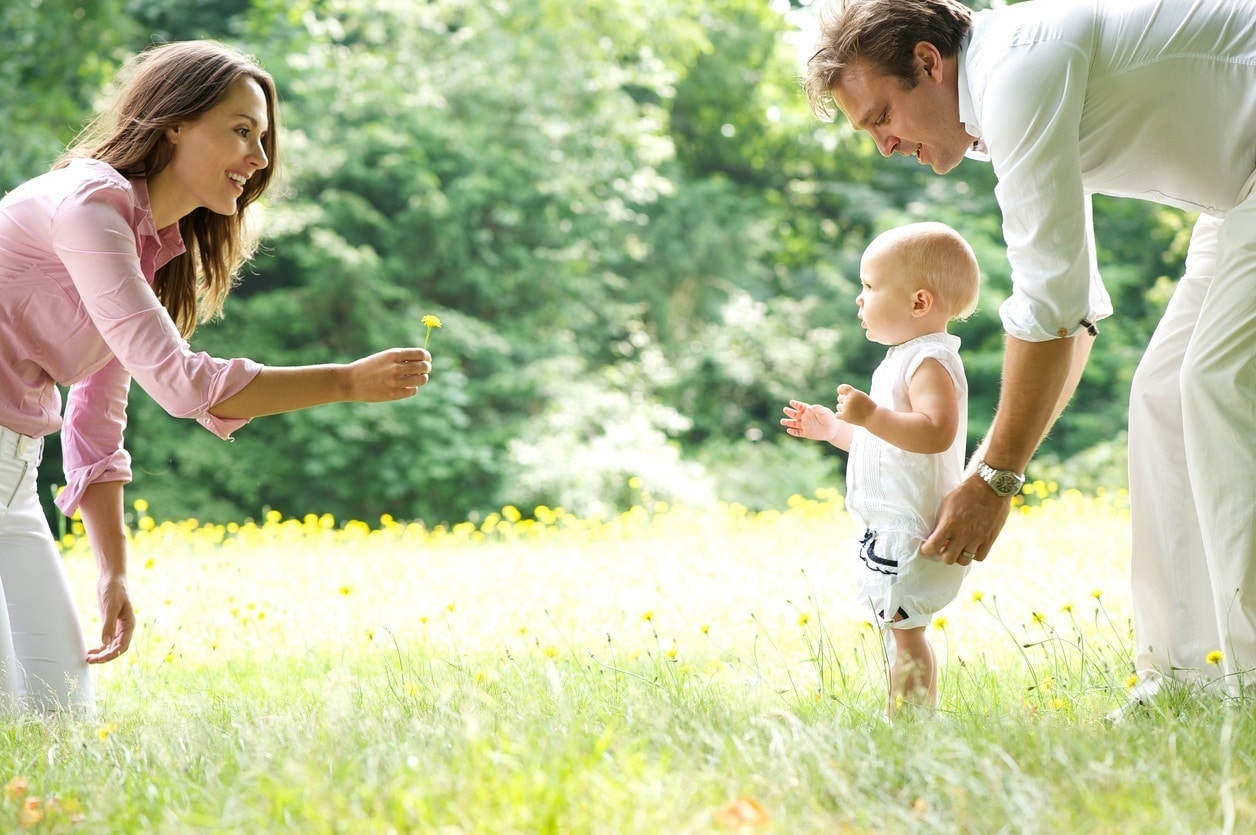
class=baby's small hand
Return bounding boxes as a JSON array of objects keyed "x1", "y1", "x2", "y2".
[
  {"x1": 781, "y1": 399, "x2": 839, "y2": 442},
  {"x1": 834, "y1": 384, "x2": 875, "y2": 426}
]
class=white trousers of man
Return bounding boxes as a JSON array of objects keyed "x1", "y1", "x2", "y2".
[
  {"x1": 1128, "y1": 190, "x2": 1256, "y2": 696},
  {"x1": 0, "y1": 426, "x2": 94, "y2": 714}
]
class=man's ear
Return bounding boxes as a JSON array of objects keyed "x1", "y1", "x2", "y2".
[
  {"x1": 915, "y1": 42, "x2": 945, "y2": 83},
  {"x1": 165, "y1": 125, "x2": 182, "y2": 145}
]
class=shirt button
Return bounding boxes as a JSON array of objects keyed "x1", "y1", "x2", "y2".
[{"x1": 1057, "y1": 328, "x2": 1068, "y2": 338}]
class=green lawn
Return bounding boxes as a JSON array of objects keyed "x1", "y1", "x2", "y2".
[{"x1": 3, "y1": 490, "x2": 1251, "y2": 833}]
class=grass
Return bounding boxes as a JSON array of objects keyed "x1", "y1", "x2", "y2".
[{"x1": 3, "y1": 488, "x2": 1252, "y2": 833}]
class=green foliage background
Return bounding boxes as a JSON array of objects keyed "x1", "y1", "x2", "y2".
[{"x1": 6, "y1": 0, "x2": 1189, "y2": 525}]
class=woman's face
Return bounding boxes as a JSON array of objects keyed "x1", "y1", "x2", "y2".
[{"x1": 159, "y1": 76, "x2": 270, "y2": 224}]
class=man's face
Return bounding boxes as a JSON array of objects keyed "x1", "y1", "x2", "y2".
[{"x1": 831, "y1": 47, "x2": 975, "y2": 175}]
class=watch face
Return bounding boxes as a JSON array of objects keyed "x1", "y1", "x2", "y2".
[{"x1": 991, "y1": 471, "x2": 1022, "y2": 495}]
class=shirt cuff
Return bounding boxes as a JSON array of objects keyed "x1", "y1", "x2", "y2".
[
  {"x1": 999, "y1": 294, "x2": 1112, "y2": 342},
  {"x1": 55, "y1": 451, "x2": 132, "y2": 517},
  {"x1": 197, "y1": 412, "x2": 252, "y2": 439}
]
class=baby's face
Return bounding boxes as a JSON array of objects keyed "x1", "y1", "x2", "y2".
[{"x1": 855, "y1": 246, "x2": 923, "y2": 345}]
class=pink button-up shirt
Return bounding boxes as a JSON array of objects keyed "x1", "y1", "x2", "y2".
[{"x1": 0, "y1": 159, "x2": 262, "y2": 514}]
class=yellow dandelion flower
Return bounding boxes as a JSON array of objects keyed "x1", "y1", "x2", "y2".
[
  {"x1": 699, "y1": 624, "x2": 710, "y2": 635},
  {"x1": 971, "y1": 590, "x2": 985, "y2": 603},
  {"x1": 934, "y1": 617, "x2": 948, "y2": 630},
  {"x1": 1090, "y1": 589, "x2": 1103, "y2": 600},
  {"x1": 1207, "y1": 650, "x2": 1224, "y2": 666},
  {"x1": 642, "y1": 610, "x2": 654, "y2": 623},
  {"x1": 1032, "y1": 612, "x2": 1046, "y2": 625},
  {"x1": 96, "y1": 723, "x2": 117, "y2": 741},
  {"x1": 666, "y1": 648, "x2": 679, "y2": 660},
  {"x1": 797, "y1": 612, "x2": 811, "y2": 627},
  {"x1": 1125, "y1": 674, "x2": 1139, "y2": 688},
  {"x1": 1061, "y1": 603, "x2": 1074, "y2": 613},
  {"x1": 339, "y1": 586, "x2": 351, "y2": 596},
  {"x1": 542, "y1": 645, "x2": 560, "y2": 659},
  {"x1": 421, "y1": 314, "x2": 442, "y2": 348}
]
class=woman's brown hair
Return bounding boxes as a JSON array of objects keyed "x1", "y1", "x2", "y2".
[{"x1": 58, "y1": 40, "x2": 279, "y2": 337}]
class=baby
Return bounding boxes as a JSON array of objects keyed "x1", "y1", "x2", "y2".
[{"x1": 781, "y1": 221, "x2": 980, "y2": 718}]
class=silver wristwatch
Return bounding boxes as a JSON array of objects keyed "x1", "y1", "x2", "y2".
[{"x1": 976, "y1": 461, "x2": 1025, "y2": 497}]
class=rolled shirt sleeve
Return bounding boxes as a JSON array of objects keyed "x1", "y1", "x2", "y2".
[
  {"x1": 48, "y1": 176, "x2": 261, "y2": 515},
  {"x1": 974, "y1": 32, "x2": 1113, "y2": 341}
]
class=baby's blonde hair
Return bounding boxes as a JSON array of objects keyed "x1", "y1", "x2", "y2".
[{"x1": 867, "y1": 221, "x2": 980, "y2": 320}]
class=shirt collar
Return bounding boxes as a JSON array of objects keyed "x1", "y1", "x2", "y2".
[
  {"x1": 128, "y1": 174, "x2": 187, "y2": 267},
  {"x1": 956, "y1": 39, "x2": 990, "y2": 162}
]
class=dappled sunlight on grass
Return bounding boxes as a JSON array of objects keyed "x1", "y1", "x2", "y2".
[
  {"x1": 29, "y1": 486, "x2": 1255, "y2": 833},
  {"x1": 62, "y1": 485, "x2": 1135, "y2": 715}
]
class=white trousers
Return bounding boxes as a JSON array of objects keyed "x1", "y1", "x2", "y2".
[
  {"x1": 1128, "y1": 192, "x2": 1256, "y2": 693},
  {"x1": 0, "y1": 425, "x2": 93, "y2": 714}
]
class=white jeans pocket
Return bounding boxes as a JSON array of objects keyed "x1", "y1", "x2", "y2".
[{"x1": 0, "y1": 457, "x2": 30, "y2": 511}]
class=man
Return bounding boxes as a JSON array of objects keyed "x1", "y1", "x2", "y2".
[{"x1": 804, "y1": 0, "x2": 1256, "y2": 710}]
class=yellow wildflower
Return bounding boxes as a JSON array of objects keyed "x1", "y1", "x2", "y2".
[
  {"x1": 934, "y1": 617, "x2": 948, "y2": 630},
  {"x1": 421, "y1": 314, "x2": 442, "y2": 348},
  {"x1": 971, "y1": 590, "x2": 985, "y2": 603},
  {"x1": 1207, "y1": 650, "x2": 1224, "y2": 666}
]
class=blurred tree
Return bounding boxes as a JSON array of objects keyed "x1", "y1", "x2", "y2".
[
  {"x1": 13, "y1": 0, "x2": 1190, "y2": 526},
  {"x1": 0, "y1": 0, "x2": 136, "y2": 189}
]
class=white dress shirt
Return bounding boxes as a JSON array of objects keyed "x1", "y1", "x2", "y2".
[{"x1": 958, "y1": 0, "x2": 1256, "y2": 342}]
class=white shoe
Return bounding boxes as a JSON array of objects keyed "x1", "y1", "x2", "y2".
[{"x1": 1104, "y1": 673, "x2": 1164, "y2": 724}]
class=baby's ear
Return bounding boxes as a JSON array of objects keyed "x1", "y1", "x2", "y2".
[{"x1": 911, "y1": 288, "x2": 935, "y2": 316}]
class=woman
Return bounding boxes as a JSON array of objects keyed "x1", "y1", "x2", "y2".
[{"x1": 0, "y1": 41, "x2": 431, "y2": 714}]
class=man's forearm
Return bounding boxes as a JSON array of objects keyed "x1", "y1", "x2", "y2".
[{"x1": 980, "y1": 334, "x2": 1094, "y2": 472}]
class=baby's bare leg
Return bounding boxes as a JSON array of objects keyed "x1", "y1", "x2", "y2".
[{"x1": 887, "y1": 625, "x2": 936, "y2": 719}]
